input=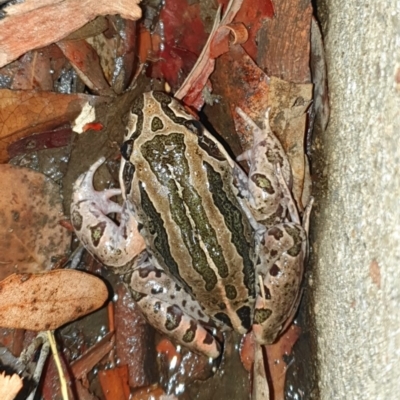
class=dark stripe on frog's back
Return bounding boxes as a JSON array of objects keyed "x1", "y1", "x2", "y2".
[
  {"x1": 128, "y1": 92, "x2": 145, "y2": 142},
  {"x1": 138, "y1": 183, "x2": 192, "y2": 294},
  {"x1": 141, "y1": 132, "x2": 230, "y2": 292},
  {"x1": 152, "y1": 91, "x2": 189, "y2": 126},
  {"x1": 204, "y1": 161, "x2": 256, "y2": 299},
  {"x1": 151, "y1": 91, "x2": 203, "y2": 136}
]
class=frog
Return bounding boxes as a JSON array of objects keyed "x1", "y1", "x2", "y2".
[{"x1": 71, "y1": 91, "x2": 312, "y2": 359}]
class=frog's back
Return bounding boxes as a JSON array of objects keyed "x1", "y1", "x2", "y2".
[{"x1": 120, "y1": 92, "x2": 256, "y2": 332}]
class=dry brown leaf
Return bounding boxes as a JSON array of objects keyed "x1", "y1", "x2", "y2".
[
  {"x1": 64, "y1": 16, "x2": 109, "y2": 41},
  {"x1": 234, "y1": 0, "x2": 274, "y2": 60},
  {"x1": 211, "y1": 44, "x2": 270, "y2": 155},
  {"x1": 0, "y1": 0, "x2": 142, "y2": 68},
  {"x1": 2, "y1": 45, "x2": 68, "y2": 92},
  {"x1": 212, "y1": 47, "x2": 312, "y2": 208},
  {"x1": 311, "y1": 17, "x2": 330, "y2": 132},
  {"x1": 0, "y1": 372, "x2": 23, "y2": 400},
  {"x1": 0, "y1": 270, "x2": 108, "y2": 330},
  {"x1": 0, "y1": 89, "x2": 111, "y2": 163},
  {"x1": 268, "y1": 76, "x2": 313, "y2": 209},
  {"x1": 0, "y1": 164, "x2": 70, "y2": 280},
  {"x1": 57, "y1": 40, "x2": 114, "y2": 96},
  {"x1": 86, "y1": 34, "x2": 117, "y2": 87},
  {"x1": 81, "y1": 17, "x2": 138, "y2": 92}
]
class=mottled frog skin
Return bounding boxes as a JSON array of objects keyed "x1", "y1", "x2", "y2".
[{"x1": 71, "y1": 91, "x2": 311, "y2": 358}]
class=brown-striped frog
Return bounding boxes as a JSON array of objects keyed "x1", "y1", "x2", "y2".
[{"x1": 71, "y1": 91, "x2": 311, "y2": 358}]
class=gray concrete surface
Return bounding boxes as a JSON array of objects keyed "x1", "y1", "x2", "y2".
[{"x1": 312, "y1": 1, "x2": 400, "y2": 399}]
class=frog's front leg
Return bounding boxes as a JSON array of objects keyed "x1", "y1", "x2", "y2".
[
  {"x1": 125, "y1": 255, "x2": 221, "y2": 359},
  {"x1": 71, "y1": 157, "x2": 145, "y2": 268}
]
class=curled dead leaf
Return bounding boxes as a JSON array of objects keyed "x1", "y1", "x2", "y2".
[
  {"x1": 223, "y1": 22, "x2": 249, "y2": 45},
  {"x1": 0, "y1": 270, "x2": 108, "y2": 331}
]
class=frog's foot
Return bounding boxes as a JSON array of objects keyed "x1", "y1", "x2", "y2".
[
  {"x1": 127, "y1": 258, "x2": 221, "y2": 359},
  {"x1": 71, "y1": 157, "x2": 145, "y2": 268},
  {"x1": 253, "y1": 221, "x2": 307, "y2": 345},
  {"x1": 73, "y1": 158, "x2": 123, "y2": 212},
  {"x1": 235, "y1": 107, "x2": 272, "y2": 155}
]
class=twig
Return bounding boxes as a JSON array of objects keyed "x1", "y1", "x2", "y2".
[{"x1": 47, "y1": 330, "x2": 69, "y2": 400}]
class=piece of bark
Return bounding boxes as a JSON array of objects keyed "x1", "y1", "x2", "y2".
[
  {"x1": 114, "y1": 280, "x2": 158, "y2": 388},
  {"x1": 99, "y1": 366, "x2": 130, "y2": 400},
  {"x1": 257, "y1": 0, "x2": 312, "y2": 83},
  {"x1": 70, "y1": 331, "x2": 115, "y2": 380}
]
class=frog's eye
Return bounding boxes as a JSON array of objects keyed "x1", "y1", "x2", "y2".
[{"x1": 121, "y1": 139, "x2": 134, "y2": 161}]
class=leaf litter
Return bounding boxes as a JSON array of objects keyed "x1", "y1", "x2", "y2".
[{"x1": 0, "y1": 0, "x2": 324, "y2": 398}]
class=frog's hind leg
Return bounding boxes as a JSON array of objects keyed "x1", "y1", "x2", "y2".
[
  {"x1": 252, "y1": 221, "x2": 307, "y2": 344},
  {"x1": 275, "y1": 162, "x2": 314, "y2": 256},
  {"x1": 253, "y1": 166, "x2": 314, "y2": 344},
  {"x1": 125, "y1": 255, "x2": 221, "y2": 359}
]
